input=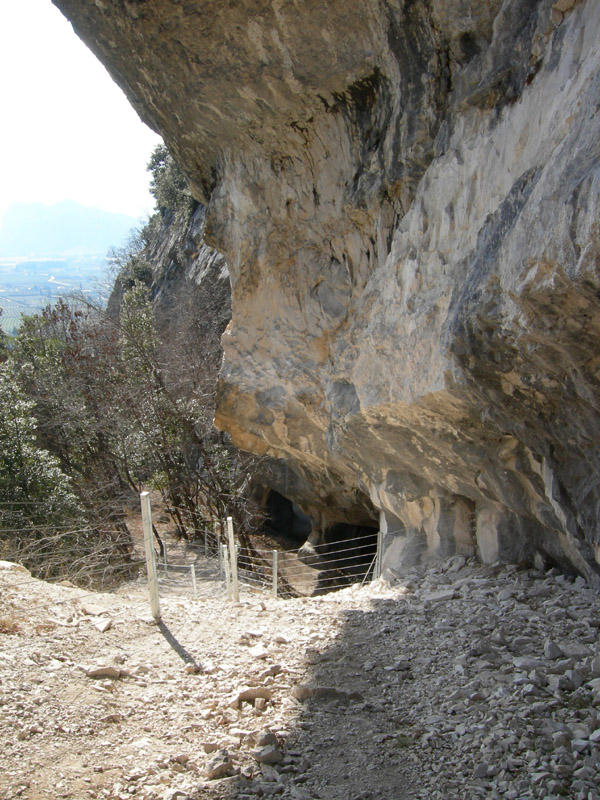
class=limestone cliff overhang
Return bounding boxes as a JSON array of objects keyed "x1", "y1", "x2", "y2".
[
  {"x1": 51, "y1": 0, "x2": 513, "y2": 203},
  {"x1": 52, "y1": 0, "x2": 600, "y2": 583},
  {"x1": 53, "y1": 0, "x2": 392, "y2": 200}
]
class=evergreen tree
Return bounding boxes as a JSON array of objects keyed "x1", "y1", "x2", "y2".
[{"x1": 0, "y1": 359, "x2": 84, "y2": 577}]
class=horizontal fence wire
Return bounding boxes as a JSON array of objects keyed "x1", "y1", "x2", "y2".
[
  {"x1": 279, "y1": 552, "x2": 374, "y2": 573},
  {"x1": 148, "y1": 524, "x2": 227, "y2": 601},
  {"x1": 236, "y1": 574, "x2": 271, "y2": 589},
  {"x1": 1, "y1": 524, "x2": 145, "y2": 589},
  {"x1": 231, "y1": 529, "x2": 380, "y2": 598}
]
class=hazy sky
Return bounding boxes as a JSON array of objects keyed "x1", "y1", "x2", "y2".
[{"x1": 0, "y1": 0, "x2": 162, "y2": 223}]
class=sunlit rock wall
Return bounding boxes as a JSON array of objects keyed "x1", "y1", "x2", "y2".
[{"x1": 54, "y1": 0, "x2": 600, "y2": 582}]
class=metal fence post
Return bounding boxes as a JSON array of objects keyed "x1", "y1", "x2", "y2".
[
  {"x1": 140, "y1": 492, "x2": 161, "y2": 621},
  {"x1": 227, "y1": 516, "x2": 240, "y2": 602},
  {"x1": 272, "y1": 550, "x2": 278, "y2": 599}
]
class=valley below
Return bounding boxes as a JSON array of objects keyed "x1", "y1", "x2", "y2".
[{"x1": 0, "y1": 255, "x2": 109, "y2": 332}]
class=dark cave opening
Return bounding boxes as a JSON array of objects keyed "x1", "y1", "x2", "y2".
[
  {"x1": 261, "y1": 490, "x2": 313, "y2": 546},
  {"x1": 313, "y1": 522, "x2": 380, "y2": 579},
  {"x1": 258, "y1": 489, "x2": 381, "y2": 592}
]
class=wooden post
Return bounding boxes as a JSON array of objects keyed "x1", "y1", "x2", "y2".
[
  {"x1": 227, "y1": 516, "x2": 239, "y2": 602},
  {"x1": 204, "y1": 528, "x2": 209, "y2": 558},
  {"x1": 223, "y1": 544, "x2": 232, "y2": 599},
  {"x1": 272, "y1": 550, "x2": 278, "y2": 599},
  {"x1": 375, "y1": 511, "x2": 385, "y2": 580},
  {"x1": 190, "y1": 564, "x2": 198, "y2": 600},
  {"x1": 140, "y1": 492, "x2": 161, "y2": 621}
]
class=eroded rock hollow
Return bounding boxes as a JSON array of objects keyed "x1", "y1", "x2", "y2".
[{"x1": 53, "y1": 0, "x2": 600, "y2": 582}]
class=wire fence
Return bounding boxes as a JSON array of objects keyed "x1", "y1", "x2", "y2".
[
  {"x1": 147, "y1": 531, "x2": 381, "y2": 605},
  {"x1": 237, "y1": 546, "x2": 278, "y2": 596},
  {"x1": 0, "y1": 502, "x2": 144, "y2": 590},
  {"x1": 0, "y1": 493, "x2": 382, "y2": 620},
  {"x1": 236, "y1": 534, "x2": 379, "y2": 598},
  {"x1": 152, "y1": 525, "x2": 226, "y2": 600},
  {"x1": 139, "y1": 495, "x2": 382, "y2": 615}
]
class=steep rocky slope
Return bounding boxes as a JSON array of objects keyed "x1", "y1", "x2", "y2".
[
  {"x1": 52, "y1": 0, "x2": 600, "y2": 581},
  {"x1": 108, "y1": 202, "x2": 231, "y2": 414}
]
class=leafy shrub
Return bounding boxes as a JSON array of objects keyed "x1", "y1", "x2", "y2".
[{"x1": 147, "y1": 143, "x2": 197, "y2": 221}]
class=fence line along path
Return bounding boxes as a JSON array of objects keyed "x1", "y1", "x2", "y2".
[
  {"x1": 140, "y1": 495, "x2": 382, "y2": 614},
  {"x1": 139, "y1": 494, "x2": 226, "y2": 612}
]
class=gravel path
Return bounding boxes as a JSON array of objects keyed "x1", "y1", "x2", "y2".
[{"x1": 1, "y1": 555, "x2": 599, "y2": 800}]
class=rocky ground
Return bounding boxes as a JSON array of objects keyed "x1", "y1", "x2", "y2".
[{"x1": 1, "y1": 554, "x2": 600, "y2": 800}]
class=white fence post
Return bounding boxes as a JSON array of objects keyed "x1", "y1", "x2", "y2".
[
  {"x1": 227, "y1": 516, "x2": 240, "y2": 602},
  {"x1": 204, "y1": 528, "x2": 209, "y2": 558},
  {"x1": 218, "y1": 542, "x2": 223, "y2": 575},
  {"x1": 375, "y1": 511, "x2": 385, "y2": 580},
  {"x1": 272, "y1": 550, "x2": 278, "y2": 599},
  {"x1": 223, "y1": 544, "x2": 232, "y2": 599},
  {"x1": 140, "y1": 492, "x2": 161, "y2": 621},
  {"x1": 190, "y1": 564, "x2": 198, "y2": 600}
]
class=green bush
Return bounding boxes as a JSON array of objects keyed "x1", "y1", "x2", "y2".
[{"x1": 147, "y1": 143, "x2": 197, "y2": 220}]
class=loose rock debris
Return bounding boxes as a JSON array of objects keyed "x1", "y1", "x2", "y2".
[{"x1": 1, "y1": 556, "x2": 600, "y2": 799}]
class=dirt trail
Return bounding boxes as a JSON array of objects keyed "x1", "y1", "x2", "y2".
[{"x1": 1, "y1": 555, "x2": 600, "y2": 800}]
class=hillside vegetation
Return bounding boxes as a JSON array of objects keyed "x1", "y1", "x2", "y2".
[{"x1": 0, "y1": 146, "x2": 256, "y2": 586}]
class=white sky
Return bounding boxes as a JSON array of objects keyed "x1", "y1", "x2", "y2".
[{"x1": 0, "y1": 0, "x2": 162, "y2": 224}]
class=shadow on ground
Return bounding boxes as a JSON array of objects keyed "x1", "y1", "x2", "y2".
[
  {"x1": 158, "y1": 618, "x2": 202, "y2": 668},
  {"x1": 212, "y1": 596, "x2": 419, "y2": 800},
  {"x1": 282, "y1": 599, "x2": 418, "y2": 800}
]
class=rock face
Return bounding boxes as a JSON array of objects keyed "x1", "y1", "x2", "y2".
[
  {"x1": 108, "y1": 202, "x2": 231, "y2": 417},
  {"x1": 146, "y1": 204, "x2": 231, "y2": 409},
  {"x1": 53, "y1": 0, "x2": 600, "y2": 581}
]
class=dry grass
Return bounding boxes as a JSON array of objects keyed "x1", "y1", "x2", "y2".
[
  {"x1": 34, "y1": 621, "x2": 57, "y2": 634},
  {"x1": 0, "y1": 615, "x2": 21, "y2": 634}
]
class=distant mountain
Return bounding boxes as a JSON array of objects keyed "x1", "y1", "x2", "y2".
[{"x1": 0, "y1": 201, "x2": 140, "y2": 257}]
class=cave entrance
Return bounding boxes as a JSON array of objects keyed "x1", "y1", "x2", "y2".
[
  {"x1": 301, "y1": 522, "x2": 380, "y2": 585},
  {"x1": 262, "y1": 490, "x2": 313, "y2": 546},
  {"x1": 255, "y1": 488, "x2": 381, "y2": 595}
]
